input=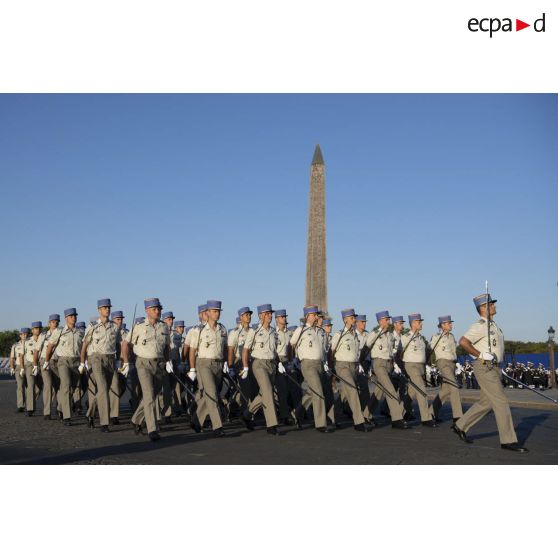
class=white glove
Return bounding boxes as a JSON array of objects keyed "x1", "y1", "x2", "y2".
[
  {"x1": 85, "y1": 360, "x2": 89, "y2": 371},
  {"x1": 393, "y1": 363, "x2": 402, "y2": 374},
  {"x1": 78, "y1": 362, "x2": 86, "y2": 374},
  {"x1": 480, "y1": 352, "x2": 495, "y2": 362},
  {"x1": 323, "y1": 362, "x2": 329, "y2": 373},
  {"x1": 32, "y1": 365, "x2": 38, "y2": 376},
  {"x1": 42, "y1": 361, "x2": 50, "y2": 371},
  {"x1": 240, "y1": 367, "x2": 249, "y2": 380},
  {"x1": 19, "y1": 369, "x2": 24, "y2": 377},
  {"x1": 187, "y1": 369, "x2": 197, "y2": 381},
  {"x1": 223, "y1": 362, "x2": 230, "y2": 374},
  {"x1": 278, "y1": 362, "x2": 286, "y2": 374},
  {"x1": 120, "y1": 362, "x2": 130, "y2": 377},
  {"x1": 10, "y1": 368, "x2": 15, "y2": 376},
  {"x1": 165, "y1": 361, "x2": 174, "y2": 374},
  {"x1": 358, "y1": 364, "x2": 365, "y2": 375}
]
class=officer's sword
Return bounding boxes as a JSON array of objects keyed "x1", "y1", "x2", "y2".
[
  {"x1": 368, "y1": 375, "x2": 401, "y2": 402},
  {"x1": 222, "y1": 371, "x2": 251, "y2": 405},
  {"x1": 169, "y1": 370, "x2": 197, "y2": 400},
  {"x1": 400, "y1": 374, "x2": 428, "y2": 399},
  {"x1": 500, "y1": 371, "x2": 558, "y2": 403},
  {"x1": 284, "y1": 369, "x2": 325, "y2": 401}
]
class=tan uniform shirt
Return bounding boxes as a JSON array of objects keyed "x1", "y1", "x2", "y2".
[
  {"x1": 21, "y1": 336, "x2": 39, "y2": 364},
  {"x1": 401, "y1": 331, "x2": 428, "y2": 364},
  {"x1": 463, "y1": 318, "x2": 504, "y2": 363},
  {"x1": 290, "y1": 325, "x2": 322, "y2": 360},
  {"x1": 330, "y1": 327, "x2": 360, "y2": 363},
  {"x1": 130, "y1": 320, "x2": 170, "y2": 359},
  {"x1": 244, "y1": 325, "x2": 278, "y2": 360},
  {"x1": 430, "y1": 332, "x2": 457, "y2": 361},
  {"x1": 276, "y1": 327, "x2": 292, "y2": 360},
  {"x1": 84, "y1": 320, "x2": 121, "y2": 355},
  {"x1": 365, "y1": 327, "x2": 395, "y2": 360},
  {"x1": 36, "y1": 330, "x2": 56, "y2": 360},
  {"x1": 50, "y1": 326, "x2": 83, "y2": 358},
  {"x1": 228, "y1": 326, "x2": 250, "y2": 361},
  {"x1": 188, "y1": 323, "x2": 227, "y2": 360},
  {"x1": 185, "y1": 322, "x2": 205, "y2": 348}
]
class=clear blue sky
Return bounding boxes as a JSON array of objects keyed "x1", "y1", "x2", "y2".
[{"x1": 1, "y1": 94, "x2": 556, "y2": 341}]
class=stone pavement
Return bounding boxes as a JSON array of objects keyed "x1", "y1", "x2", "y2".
[{"x1": 0, "y1": 377, "x2": 556, "y2": 465}]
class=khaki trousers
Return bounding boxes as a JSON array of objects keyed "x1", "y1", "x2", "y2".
[
  {"x1": 85, "y1": 370, "x2": 98, "y2": 419},
  {"x1": 456, "y1": 360, "x2": 518, "y2": 444},
  {"x1": 196, "y1": 358, "x2": 223, "y2": 430},
  {"x1": 335, "y1": 361, "x2": 364, "y2": 425},
  {"x1": 368, "y1": 358, "x2": 404, "y2": 421},
  {"x1": 432, "y1": 359, "x2": 462, "y2": 419},
  {"x1": 23, "y1": 364, "x2": 40, "y2": 412},
  {"x1": 109, "y1": 368, "x2": 121, "y2": 418},
  {"x1": 128, "y1": 364, "x2": 142, "y2": 411},
  {"x1": 248, "y1": 359, "x2": 278, "y2": 427},
  {"x1": 15, "y1": 368, "x2": 26, "y2": 409},
  {"x1": 403, "y1": 362, "x2": 432, "y2": 422},
  {"x1": 57, "y1": 357, "x2": 80, "y2": 419},
  {"x1": 300, "y1": 359, "x2": 326, "y2": 429},
  {"x1": 131, "y1": 357, "x2": 164, "y2": 433},
  {"x1": 40, "y1": 358, "x2": 58, "y2": 416},
  {"x1": 90, "y1": 354, "x2": 115, "y2": 426}
]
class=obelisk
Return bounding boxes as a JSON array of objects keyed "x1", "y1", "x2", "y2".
[{"x1": 305, "y1": 144, "x2": 328, "y2": 314}]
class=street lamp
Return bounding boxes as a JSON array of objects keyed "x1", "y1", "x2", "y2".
[{"x1": 548, "y1": 326, "x2": 555, "y2": 389}]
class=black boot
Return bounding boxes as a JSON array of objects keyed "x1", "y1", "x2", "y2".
[
  {"x1": 149, "y1": 431, "x2": 161, "y2": 442},
  {"x1": 421, "y1": 420, "x2": 438, "y2": 428},
  {"x1": 501, "y1": 443, "x2": 529, "y2": 453},
  {"x1": 354, "y1": 423, "x2": 372, "y2": 432},
  {"x1": 110, "y1": 417, "x2": 120, "y2": 426},
  {"x1": 63, "y1": 419, "x2": 71, "y2": 426},
  {"x1": 213, "y1": 427, "x2": 226, "y2": 438},
  {"x1": 100, "y1": 425, "x2": 110, "y2": 433},
  {"x1": 391, "y1": 420, "x2": 411, "y2": 430},
  {"x1": 451, "y1": 424, "x2": 473, "y2": 444},
  {"x1": 267, "y1": 426, "x2": 281, "y2": 436}
]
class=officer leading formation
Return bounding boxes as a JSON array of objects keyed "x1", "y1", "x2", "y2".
[{"x1": 7, "y1": 292, "x2": 528, "y2": 452}]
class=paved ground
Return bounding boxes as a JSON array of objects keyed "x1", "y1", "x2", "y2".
[{"x1": 1, "y1": 377, "x2": 557, "y2": 464}]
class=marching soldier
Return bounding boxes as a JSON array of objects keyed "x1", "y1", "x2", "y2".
[
  {"x1": 317, "y1": 312, "x2": 336, "y2": 427},
  {"x1": 18, "y1": 325, "x2": 41, "y2": 416},
  {"x1": 173, "y1": 320, "x2": 187, "y2": 413},
  {"x1": 107, "y1": 310, "x2": 127, "y2": 424},
  {"x1": 329, "y1": 308, "x2": 370, "y2": 432},
  {"x1": 34, "y1": 314, "x2": 61, "y2": 420},
  {"x1": 122, "y1": 298, "x2": 171, "y2": 441},
  {"x1": 160, "y1": 310, "x2": 179, "y2": 422},
  {"x1": 452, "y1": 293, "x2": 528, "y2": 452},
  {"x1": 73, "y1": 322, "x2": 87, "y2": 414},
  {"x1": 44, "y1": 308, "x2": 82, "y2": 426},
  {"x1": 80, "y1": 299, "x2": 122, "y2": 432},
  {"x1": 188, "y1": 300, "x2": 228, "y2": 437},
  {"x1": 227, "y1": 307, "x2": 255, "y2": 413},
  {"x1": 290, "y1": 305, "x2": 334, "y2": 433},
  {"x1": 122, "y1": 316, "x2": 145, "y2": 414},
  {"x1": 241, "y1": 304, "x2": 282, "y2": 435},
  {"x1": 430, "y1": 316, "x2": 463, "y2": 423},
  {"x1": 355, "y1": 314, "x2": 373, "y2": 423},
  {"x1": 9, "y1": 338, "x2": 25, "y2": 412},
  {"x1": 274, "y1": 309, "x2": 296, "y2": 424},
  {"x1": 399, "y1": 314, "x2": 437, "y2": 427},
  {"x1": 365, "y1": 311, "x2": 409, "y2": 429}
]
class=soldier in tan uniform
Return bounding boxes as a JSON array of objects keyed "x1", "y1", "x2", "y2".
[
  {"x1": 122, "y1": 297, "x2": 172, "y2": 441},
  {"x1": 80, "y1": 299, "x2": 122, "y2": 432},
  {"x1": 355, "y1": 314, "x2": 373, "y2": 424},
  {"x1": 452, "y1": 293, "x2": 527, "y2": 452},
  {"x1": 160, "y1": 310, "x2": 179, "y2": 422},
  {"x1": 34, "y1": 314, "x2": 61, "y2": 420},
  {"x1": 9, "y1": 339, "x2": 25, "y2": 412},
  {"x1": 430, "y1": 315, "x2": 462, "y2": 423},
  {"x1": 399, "y1": 314, "x2": 437, "y2": 427},
  {"x1": 290, "y1": 305, "x2": 334, "y2": 433},
  {"x1": 188, "y1": 300, "x2": 228, "y2": 437},
  {"x1": 329, "y1": 308, "x2": 370, "y2": 432},
  {"x1": 227, "y1": 307, "x2": 255, "y2": 413},
  {"x1": 241, "y1": 304, "x2": 281, "y2": 435},
  {"x1": 44, "y1": 308, "x2": 83, "y2": 426},
  {"x1": 317, "y1": 312, "x2": 336, "y2": 427},
  {"x1": 108, "y1": 310, "x2": 127, "y2": 424},
  {"x1": 18, "y1": 325, "x2": 40, "y2": 416},
  {"x1": 364, "y1": 311, "x2": 409, "y2": 429},
  {"x1": 274, "y1": 309, "x2": 295, "y2": 425}
]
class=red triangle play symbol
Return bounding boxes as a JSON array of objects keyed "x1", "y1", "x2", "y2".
[{"x1": 516, "y1": 19, "x2": 530, "y2": 31}]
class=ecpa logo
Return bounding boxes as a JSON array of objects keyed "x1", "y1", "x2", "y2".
[{"x1": 468, "y1": 12, "x2": 546, "y2": 38}]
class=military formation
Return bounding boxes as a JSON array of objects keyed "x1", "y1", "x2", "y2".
[{"x1": 7, "y1": 292, "x2": 529, "y2": 452}]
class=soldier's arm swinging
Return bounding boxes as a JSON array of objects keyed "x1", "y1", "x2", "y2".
[
  {"x1": 242, "y1": 347, "x2": 250, "y2": 369},
  {"x1": 459, "y1": 336, "x2": 480, "y2": 359},
  {"x1": 227, "y1": 346, "x2": 235, "y2": 368}
]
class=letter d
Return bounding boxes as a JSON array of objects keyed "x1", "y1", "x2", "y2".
[{"x1": 534, "y1": 13, "x2": 545, "y2": 32}]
